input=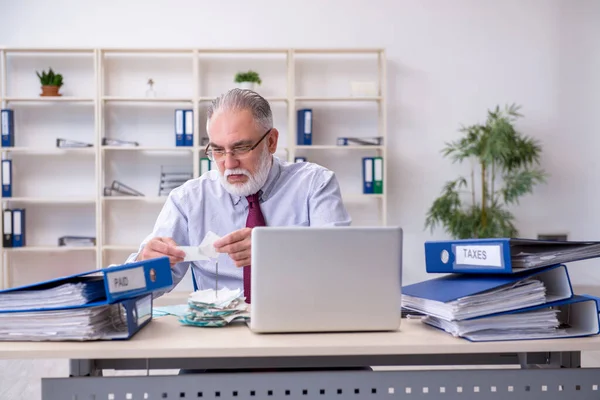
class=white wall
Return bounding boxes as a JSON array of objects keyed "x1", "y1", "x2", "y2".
[{"x1": 1, "y1": 0, "x2": 599, "y2": 288}]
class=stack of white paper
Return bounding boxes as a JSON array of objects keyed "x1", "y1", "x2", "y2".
[
  {"x1": 402, "y1": 279, "x2": 546, "y2": 321},
  {"x1": 0, "y1": 302, "x2": 131, "y2": 341},
  {"x1": 423, "y1": 308, "x2": 563, "y2": 341},
  {"x1": 178, "y1": 288, "x2": 249, "y2": 327},
  {"x1": 0, "y1": 278, "x2": 106, "y2": 311}
]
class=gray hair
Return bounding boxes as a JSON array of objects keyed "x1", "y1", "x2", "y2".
[{"x1": 206, "y1": 88, "x2": 273, "y2": 134}]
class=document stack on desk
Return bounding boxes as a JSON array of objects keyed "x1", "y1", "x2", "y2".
[
  {"x1": 178, "y1": 288, "x2": 249, "y2": 327},
  {"x1": 402, "y1": 237, "x2": 600, "y2": 342},
  {"x1": 0, "y1": 257, "x2": 173, "y2": 341}
]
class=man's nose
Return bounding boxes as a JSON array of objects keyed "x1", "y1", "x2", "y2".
[{"x1": 223, "y1": 152, "x2": 239, "y2": 169}]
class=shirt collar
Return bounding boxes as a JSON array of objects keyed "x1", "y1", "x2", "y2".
[{"x1": 230, "y1": 155, "x2": 282, "y2": 206}]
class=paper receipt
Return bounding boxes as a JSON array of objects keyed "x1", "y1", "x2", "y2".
[{"x1": 178, "y1": 231, "x2": 221, "y2": 262}]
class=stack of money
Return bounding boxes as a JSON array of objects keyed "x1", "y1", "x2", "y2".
[{"x1": 178, "y1": 288, "x2": 249, "y2": 327}]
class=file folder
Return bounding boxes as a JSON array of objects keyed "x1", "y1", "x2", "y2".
[
  {"x1": 0, "y1": 294, "x2": 153, "y2": 341},
  {"x1": 297, "y1": 109, "x2": 312, "y2": 145},
  {"x1": 425, "y1": 237, "x2": 600, "y2": 274},
  {"x1": 11, "y1": 208, "x2": 24, "y2": 247},
  {"x1": 0, "y1": 256, "x2": 173, "y2": 311},
  {"x1": 423, "y1": 294, "x2": 600, "y2": 342},
  {"x1": 1, "y1": 109, "x2": 14, "y2": 148},
  {"x1": 373, "y1": 156, "x2": 383, "y2": 194},
  {"x1": 183, "y1": 109, "x2": 193, "y2": 146},
  {"x1": 362, "y1": 157, "x2": 374, "y2": 194},
  {"x1": 2, "y1": 209, "x2": 12, "y2": 248},
  {"x1": 401, "y1": 264, "x2": 572, "y2": 321},
  {"x1": 200, "y1": 157, "x2": 211, "y2": 176},
  {"x1": 175, "y1": 109, "x2": 185, "y2": 146},
  {"x1": 2, "y1": 159, "x2": 11, "y2": 198}
]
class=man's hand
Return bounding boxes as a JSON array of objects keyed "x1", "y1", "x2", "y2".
[
  {"x1": 213, "y1": 228, "x2": 252, "y2": 268},
  {"x1": 137, "y1": 237, "x2": 186, "y2": 267}
]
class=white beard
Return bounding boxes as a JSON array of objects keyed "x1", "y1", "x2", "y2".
[{"x1": 219, "y1": 147, "x2": 272, "y2": 197}]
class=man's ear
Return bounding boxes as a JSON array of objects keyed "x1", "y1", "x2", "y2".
[{"x1": 267, "y1": 128, "x2": 279, "y2": 154}]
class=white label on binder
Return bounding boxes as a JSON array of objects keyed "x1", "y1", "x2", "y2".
[
  {"x1": 2, "y1": 160, "x2": 10, "y2": 184},
  {"x1": 374, "y1": 158, "x2": 383, "y2": 180},
  {"x1": 175, "y1": 110, "x2": 184, "y2": 134},
  {"x1": 455, "y1": 245, "x2": 502, "y2": 267},
  {"x1": 364, "y1": 158, "x2": 373, "y2": 182},
  {"x1": 3, "y1": 211, "x2": 11, "y2": 234},
  {"x1": 200, "y1": 159, "x2": 209, "y2": 175},
  {"x1": 13, "y1": 211, "x2": 21, "y2": 235},
  {"x1": 107, "y1": 266, "x2": 147, "y2": 293},
  {"x1": 304, "y1": 111, "x2": 311, "y2": 134},
  {"x1": 185, "y1": 110, "x2": 193, "y2": 134},
  {"x1": 1, "y1": 112, "x2": 8, "y2": 135}
]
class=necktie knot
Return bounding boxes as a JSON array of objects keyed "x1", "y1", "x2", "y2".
[{"x1": 246, "y1": 193, "x2": 260, "y2": 208}]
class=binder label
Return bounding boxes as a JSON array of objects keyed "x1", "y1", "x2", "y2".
[
  {"x1": 107, "y1": 267, "x2": 147, "y2": 293},
  {"x1": 454, "y1": 244, "x2": 502, "y2": 268}
]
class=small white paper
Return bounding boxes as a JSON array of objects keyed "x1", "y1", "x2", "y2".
[{"x1": 178, "y1": 231, "x2": 221, "y2": 262}]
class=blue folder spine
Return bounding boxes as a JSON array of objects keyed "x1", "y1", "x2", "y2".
[
  {"x1": 362, "y1": 157, "x2": 374, "y2": 194},
  {"x1": 103, "y1": 256, "x2": 173, "y2": 303},
  {"x1": 183, "y1": 109, "x2": 193, "y2": 146},
  {"x1": 1, "y1": 109, "x2": 14, "y2": 148},
  {"x1": 297, "y1": 109, "x2": 312, "y2": 145},
  {"x1": 2, "y1": 159, "x2": 12, "y2": 198},
  {"x1": 11, "y1": 208, "x2": 24, "y2": 247},
  {"x1": 425, "y1": 238, "x2": 514, "y2": 274},
  {"x1": 175, "y1": 109, "x2": 185, "y2": 146}
]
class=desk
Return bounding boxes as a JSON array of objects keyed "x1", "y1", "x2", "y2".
[{"x1": 0, "y1": 316, "x2": 599, "y2": 399}]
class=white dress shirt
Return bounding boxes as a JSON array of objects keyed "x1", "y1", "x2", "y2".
[{"x1": 126, "y1": 156, "x2": 351, "y2": 292}]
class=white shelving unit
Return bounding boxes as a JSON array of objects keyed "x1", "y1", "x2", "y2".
[{"x1": 0, "y1": 47, "x2": 387, "y2": 289}]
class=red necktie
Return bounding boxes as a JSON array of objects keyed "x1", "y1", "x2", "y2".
[{"x1": 244, "y1": 193, "x2": 266, "y2": 303}]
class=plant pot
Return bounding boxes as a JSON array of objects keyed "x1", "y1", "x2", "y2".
[
  {"x1": 238, "y1": 81, "x2": 256, "y2": 91},
  {"x1": 41, "y1": 85, "x2": 61, "y2": 97}
]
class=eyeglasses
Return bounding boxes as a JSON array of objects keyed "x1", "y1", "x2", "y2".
[{"x1": 205, "y1": 128, "x2": 272, "y2": 162}]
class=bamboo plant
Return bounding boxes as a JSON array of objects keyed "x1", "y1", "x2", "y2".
[{"x1": 425, "y1": 104, "x2": 547, "y2": 239}]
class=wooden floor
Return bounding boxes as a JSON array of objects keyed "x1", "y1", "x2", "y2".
[{"x1": 2, "y1": 353, "x2": 600, "y2": 400}]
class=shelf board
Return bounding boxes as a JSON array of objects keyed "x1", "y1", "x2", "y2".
[
  {"x1": 293, "y1": 48, "x2": 384, "y2": 54},
  {"x1": 102, "y1": 96, "x2": 193, "y2": 103},
  {"x1": 102, "y1": 146, "x2": 194, "y2": 152},
  {"x1": 295, "y1": 145, "x2": 384, "y2": 150},
  {"x1": 4, "y1": 97, "x2": 95, "y2": 103},
  {"x1": 0, "y1": 197, "x2": 96, "y2": 204},
  {"x1": 4, "y1": 246, "x2": 97, "y2": 253},
  {"x1": 295, "y1": 96, "x2": 381, "y2": 102},
  {"x1": 102, "y1": 196, "x2": 167, "y2": 203},
  {"x1": 1, "y1": 147, "x2": 95, "y2": 154}
]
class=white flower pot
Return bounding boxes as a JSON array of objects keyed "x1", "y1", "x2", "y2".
[{"x1": 238, "y1": 81, "x2": 256, "y2": 91}]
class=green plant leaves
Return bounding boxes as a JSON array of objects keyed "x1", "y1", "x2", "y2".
[
  {"x1": 234, "y1": 70, "x2": 262, "y2": 84},
  {"x1": 36, "y1": 68, "x2": 64, "y2": 87},
  {"x1": 425, "y1": 104, "x2": 547, "y2": 239}
]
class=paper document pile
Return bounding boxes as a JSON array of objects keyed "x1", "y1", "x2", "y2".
[{"x1": 179, "y1": 288, "x2": 249, "y2": 327}]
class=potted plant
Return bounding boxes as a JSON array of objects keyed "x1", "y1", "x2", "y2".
[
  {"x1": 424, "y1": 104, "x2": 547, "y2": 239},
  {"x1": 234, "y1": 70, "x2": 262, "y2": 91},
  {"x1": 36, "y1": 68, "x2": 64, "y2": 97}
]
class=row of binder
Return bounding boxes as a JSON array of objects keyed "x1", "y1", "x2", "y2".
[
  {"x1": 175, "y1": 109, "x2": 194, "y2": 147},
  {"x1": 2, "y1": 208, "x2": 25, "y2": 247},
  {"x1": 296, "y1": 109, "x2": 383, "y2": 147},
  {"x1": 401, "y1": 238, "x2": 600, "y2": 342},
  {"x1": 0, "y1": 256, "x2": 174, "y2": 341},
  {"x1": 362, "y1": 156, "x2": 383, "y2": 194}
]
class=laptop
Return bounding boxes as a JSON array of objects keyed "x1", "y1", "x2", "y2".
[{"x1": 248, "y1": 226, "x2": 403, "y2": 333}]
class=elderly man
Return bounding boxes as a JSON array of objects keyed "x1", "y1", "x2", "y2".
[{"x1": 127, "y1": 88, "x2": 351, "y2": 298}]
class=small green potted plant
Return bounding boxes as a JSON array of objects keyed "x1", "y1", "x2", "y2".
[
  {"x1": 36, "y1": 68, "x2": 64, "y2": 97},
  {"x1": 234, "y1": 70, "x2": 262, "y2": 91}
]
